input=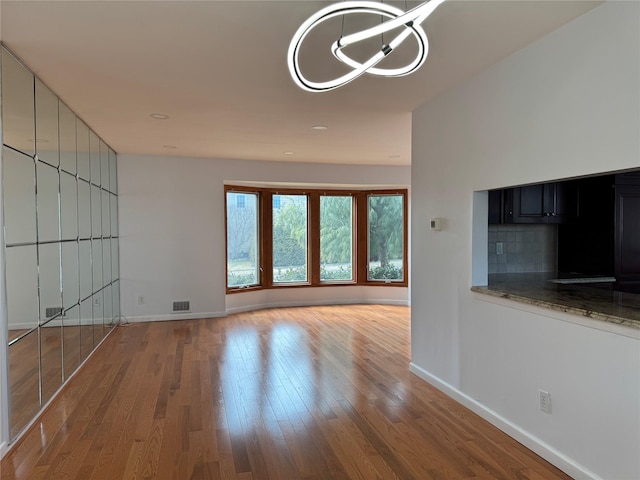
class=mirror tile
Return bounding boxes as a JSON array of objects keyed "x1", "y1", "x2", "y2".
[
  {"x1": 102, "y1": 239, "x2": 112, "y2": 287},
  {"x1": 92, "y1": 291, "x2": 105, "y2": 344},
  {"x1": 89, "y1": 131, "x2": 100, "y2": 186},
  {"x1": 109, "y1": 149, "x2": 117, "y2": 194},
  {"x1": 60, "y1": 171, "x2": 78, "y2": 241},
  {"x1": 111, "y1": 238, "x2": 120, "y2": 280},
  {"x1": 6, "y1": 245, "x2": 39, "y2": 339},
  {"x1": 103, "y1": 284, "x2": 113, "y2": 331},
  {"x1": 59, "y1": 102, "x2": 77, "y2": 174},
  {"x1": 110, "y1": 193, "x2": 118, "y2": 237},
  {"x1": 40, "y1": 322, "x2": 63, "y2": 406},
  {"x1": 102, "y1": 190, "x2": 111, "y2": 237},
  {"x1": 79, "y1": 297, "x2": 94, "y2": 359},
  {"x1": 38, "y1": 243, "x2": 62, "y2": 324},
  {"x1": 112, "y1": 280, "x2": 120, "y2": 322},
  {"x1": 35, "y1": 79, "x2": 59, "y2": 167},
  {"x1": 36, "y1": 161, "x2": 60, "y2": 242},
  {"x1": 8, "y1": 330, "x2": 40, "y2": 438},
  {"x1": 76, "y1": 120, "x2": 90, "y2": 181},
  {"x1": 63, "y1": 305, "x2": 81, "y2": 380},
  {"x1": 78, "y1": 180, "x2": 91, "y2": 239},
  {"x1": 3, "y1": 147, "x2": 37, "y2": 245},
  {"x1": 100, "y1": 140, "x2": 110, "y2": 192},
  {"x1": 92, "y1": 239, "x2": 103, "y2": 290},
  {"x1": 62, "y1": 242, "x2": 80, "y2": 309},
  {"x1": 79, "y1": 240, "x2": 92, "y2": 300},
  {"x1": 1, "y1": 48, "x2": 35, "y2": 156},
  {"x1": 91, "y1": 185, "x2": 102, "y2": 238}
]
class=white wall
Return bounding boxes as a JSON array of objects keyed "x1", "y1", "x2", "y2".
[
  {"x1": 0, "y1": 0, "x2": 9, "y2": 451},
  {"x1": 411, "y1": 2, "x2": 640, "y2": 479},
  {"x1": 118, "y1": 155, "x2": 410, "y2": 321}
]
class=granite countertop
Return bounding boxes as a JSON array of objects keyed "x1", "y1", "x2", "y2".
[{"x1": 471, "y1": 273, "x2": 640, "y2": 330}]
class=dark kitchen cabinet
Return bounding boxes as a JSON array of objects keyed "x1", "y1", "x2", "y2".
[
  {"x1": 488, "y1": 189, "x2": 505, "y2": 224},
  {"x1": 615, "y1": 182, "x2": 640, "y2": 293},
  {"x1": 497, "y1": 181, "x2": 579, "y2": 224},
  {"x1": 558, "y1": 175, "x2": 614, "y2": 276}
]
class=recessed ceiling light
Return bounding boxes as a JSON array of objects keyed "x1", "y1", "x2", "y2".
[
  {"x1": 283, "y1": 151, "x2": 295, "y2": 155},
  {"x1": 162, "y1": 145, "x2": 177, "y2": 149},
  {"x1": 311, "y1": 125, "x2": 328, "y2": 130},
  {"x1": 150, "y1": 113, "x2": 170, "y2": 120}
]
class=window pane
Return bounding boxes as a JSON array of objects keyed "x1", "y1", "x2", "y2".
[
  {"x1": 227, "y1": 192, "x2": 259, "y2": 287},
  {"x1": 273, "y1": 194, "x2": 307, "y2": 283},
  {"x1": 320, "y1": 196, "x2": 353, "y2": 281},
  {"x1": 368, "y1": 194, "x2": 404, "y2": 281}
]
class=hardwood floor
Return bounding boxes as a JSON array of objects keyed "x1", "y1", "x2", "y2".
[{"x1": 1, "y1": 305, "x2": 572, "y2": 479}]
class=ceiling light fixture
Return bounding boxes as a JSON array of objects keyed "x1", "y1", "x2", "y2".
[
  {"x1": 311, "y1": 125, "x2": 328, "y2": 130},
  {"x1": 287, "y1": 0, "x2": 446, "y2": 92},
  {"x1": 283, "y1": 151, "x2": 295, "y2": 155},
  {"x1": 150, "y1": 113, "x2": 170, "y2": 120},
  {"x1": 162, "y1": 145, "x2": 177, "y2": 149}
]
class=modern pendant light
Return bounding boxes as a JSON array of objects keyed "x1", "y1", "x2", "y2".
[{"x1": 287, "y1": 0, "x2": 446, "y2": 92}]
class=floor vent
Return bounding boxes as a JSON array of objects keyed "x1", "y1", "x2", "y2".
[{"x1": 172, "y1": 301, "x2": 190, "y2": 312}]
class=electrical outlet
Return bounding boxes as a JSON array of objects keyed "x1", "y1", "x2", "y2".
[
  {"x1": 496, "y1": 242, "x2": 504, "y2": 255},
  {"x1": 93, "y1": 297, "x2": 101, "y2": 306},
  {"x1": 137, "y1": 295, "x2": 145, "y2": 305},
  {"x1": 539, "y1": 390, "x2": 552, "y2": 414}
]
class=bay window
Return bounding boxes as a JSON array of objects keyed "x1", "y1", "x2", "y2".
[{"x1": 225, "y1": 186, "x2": 407, "y2": 291}]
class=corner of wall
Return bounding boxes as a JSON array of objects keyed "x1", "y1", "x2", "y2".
[{"x1": 409, "y1": 362, "x2": 604, "y2": 480}]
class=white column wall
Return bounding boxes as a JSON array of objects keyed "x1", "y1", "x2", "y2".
[
  {"x1": 0, "y1": 0, "x2": 9, "y2": 452},
  {"x1": 411, "y1": 2, "x2": 640, "y2": 479},
  {"x1": 118, "y1": 155, "x2": 410, "y2": 321}
]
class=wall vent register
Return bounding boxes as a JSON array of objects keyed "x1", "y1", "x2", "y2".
[{"x1": 172, "y1": 301, "x2": 191, "y2": 312}]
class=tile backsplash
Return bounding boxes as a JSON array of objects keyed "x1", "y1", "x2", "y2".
[{"x1": 488, "y1": 224, "x2": 557, "y2": 274}]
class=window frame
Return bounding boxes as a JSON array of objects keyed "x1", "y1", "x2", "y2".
[
  {"x1": 224, "y1": 185, "x2": 408, "y2": 293},
  {"x1": 365, "y1": 192, "x2": 407, "y2": 283},
  {"x1": 225, "y1": 187, "x2": 263, "y2": 291}
]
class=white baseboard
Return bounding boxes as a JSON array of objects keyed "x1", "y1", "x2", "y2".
[
  {"x1": 225, "y1": 298, "x2": 409, "y2": 315},
  {"x1": 408, "y1": 363, "x2": 601, "y2": 480},
  {"x1": 0, "y1": 440, "x2": 7, "y2": 458},
  {"x1": 121, "y1": 311, "x2": 227, "y2": 323}
]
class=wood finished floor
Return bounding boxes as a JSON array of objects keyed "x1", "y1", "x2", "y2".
[{"x1": 1, "y1": 305, "x2": 572, "y2": 480}]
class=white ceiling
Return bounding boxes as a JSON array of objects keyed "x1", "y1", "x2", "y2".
[{"x1": 0, "y1": 0, "x2": 599, "y2": 166}]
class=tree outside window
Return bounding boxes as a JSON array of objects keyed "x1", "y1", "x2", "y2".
[
  {"x1": 226, "y1": 191, "x2": 259, "y2": 287},
  {"x1": 368, "y1": 194, "x2": 404, "y2": 281},
  {"x1": 320, "y1": 195, "x2": 353, "y2": 281},
  {"x1": 272, "y1": 195, "x2": 308, "y2": 283}
]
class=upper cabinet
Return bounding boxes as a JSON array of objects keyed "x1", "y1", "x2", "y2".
[
  {"x1": 489, "y1": 180, "x2": 579, "y2": 224},
  {"x1": 614, "y1": 173, "x2": 640, "y2": 293}
]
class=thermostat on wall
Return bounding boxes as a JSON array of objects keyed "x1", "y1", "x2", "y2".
[{"x1": 430, "y1": 218, "x2": 443, "y2": 231}]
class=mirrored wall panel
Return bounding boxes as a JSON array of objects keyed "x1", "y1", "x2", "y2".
[{"x1": 1, "y1": 47, "x2": 120, "y2": 441}]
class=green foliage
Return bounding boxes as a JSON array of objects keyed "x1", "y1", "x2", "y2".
[
  {"x1": 273, "y1": 266, "x2": 307, "y2": 282},
  {"x1": 320, "y1": 265, "x2": 352, "y2": 281},
  {"x1": 320, "y1": 196, "x2": 352, "y2": 264},
  {"x1": 228, "y1": 271, "x2": 257, "y2": 287},
  {"x1": 273, "y1": 200, "x2": 307, "y2": 267},
  {"x1": 368, "y1": 195, "x2": 403, "y2": 267},
  {"x1": 272, "y1": 231, "x2": 306, "y2": 266},
  {"x1": 368, "y1": 264, "x2": 403, "y2": 280}
]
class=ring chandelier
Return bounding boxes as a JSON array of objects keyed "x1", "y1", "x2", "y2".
[{"x1": 287, "y1": 0, "x2": 446, "y2": 92}]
